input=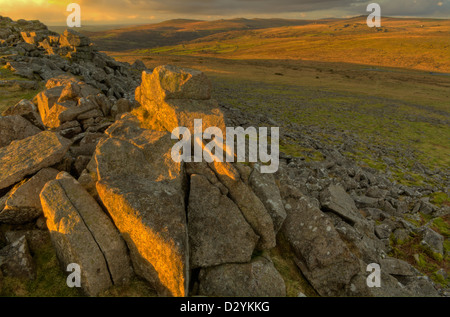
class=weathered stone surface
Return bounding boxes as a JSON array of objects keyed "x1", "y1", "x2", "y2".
[
  {"x1": 138, "y1": 65, "x2": 211, "y2": 101},
  {"x1": 0, "y1": 115, "x2": 41, "y2": 148},
  {"x1": 77, "y1": 108, "x2": 103, "y2": 121},
  {"x1": 353, "y1": 195, "x2": 380, "y2": 209},
  {"x1": 6, "y1": 61, "x2": 34, "y2": 79},
  {"x1": 56, "y1": 120, "x2": 82, "y2": 139},
  {"x1": 40, "y1": 179, "x2": 111, "y2": 296},
  {"x1": 198, "y1": 256, "x2": 286, "y2": 297},
  {"x1": 1, "y1": 99, "x2": 44, "y2": 129},
  {"x1": 0, "y1": 168, "x2": 59, "y2": 224},
  {"x1": 380, "y1": 257, "x2": 416, "y2": 277},
  {"x1": 36, "y1": 86, "x2": 65, "y2": 128},
  {"x1": 45, "y1": 75, "x2": 79, "y2": 89},
  {"x1": 59, "y1": 29, "x2": 90, "y2": 47},
  {"x1": 0, "y1": 131, "x2": 71, "y2": 190},
  {"x1": 209, "y1": 161, "x2": 276, "y2": 250},
  {"x1": 419, "y1": 227, "x2": 444, "y2": 257},
  {"x1": 58, "y1": 97, "x2": 98, "y2": 123},
  {"x1": 40, "y1": 173, "x2": 132, "y2": 295},
  {"x1": 95, "y1": 114, "x2": 188, "y2": 297},
  {"x1": 188, "y1": 174, "x2": 258, "y2": 269},
  {"x1": 100, "y1": 114, "x2": 183, "y2": 186},
  {"x1": 375, "y1": 222, "x2": 394, "y2": 240},
  {"x1": 135, "y1": 65, "x2": 225, "y2": 133},
  {"x1": 97, "y1": 176, "x2": 188, "y2": 297},
  {"x1": 55, "y1": 173, "x2": 133, "y2": 284},
  {"x1": 0, "y1": 236, "x2": 35, "y2": 280},
  {"x1": 402, "y1": 276, "x2": 440, "y2": 297},
  {"x1": 281, "y1": 185, "x2": 360, "y2": 296},
  {"x1": 111, "y1": 98, "x2": 132, "y2": 118},
  {"x1": 185, "y1": 162, "x2": 228, "y2": 195},
  {"x1": 95, "y1": 93, "x2": 112, "y2": 117},
  {"x1": 58, "y1": 82, "x2": 81, "y2": 103},
  {"x1": 320, "y1": 184, "x2": 363, "y2": 224},
  {"x1": 4, "y1": 229, "x2": 50, "y2": 253},
  {"x1": 249, "y1": 164, "x2": 286, "y2": 233}
]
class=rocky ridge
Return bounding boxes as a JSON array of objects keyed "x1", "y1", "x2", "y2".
[{"x1": 0, "y1": 17, "x2": 448, "y2": 297}]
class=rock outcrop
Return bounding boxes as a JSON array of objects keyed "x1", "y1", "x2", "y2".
[{"x1": 0, "y1": 16, "x2": 448, "y2": 298}]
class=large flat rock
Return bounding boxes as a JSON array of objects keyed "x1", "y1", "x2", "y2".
[
  {"x1": 198, "y1": 256, "x2": 286, "y2": 297},
  {"x1": 188, "y1": 174, "x2": 258, "y2": 269},
  {"x1": 94, "y1": 115, "x2": 189, "y2": 297},
  {"x1": 0, "y1": 131, "x2": 71, "y2": 190}
]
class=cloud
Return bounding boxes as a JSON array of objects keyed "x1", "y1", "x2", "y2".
[
  {"x1": 92, "y1": 0, "x2": 450, "y2": 17},
  {"x1": 1, "y1": 0, "x2": 449, "y2": 24}
]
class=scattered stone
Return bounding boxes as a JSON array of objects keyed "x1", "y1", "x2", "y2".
[
  {"x1": 320, "y1": 184, "x2": 363, "y2": 224},
  {"x1": 419, "y1": 227, "x2": 444, "y2": 257},
  {"x1": 0, "y1": 236, "x2": 35, "y2": 280},
  {"x1": 281, "y1": 185, "x2": 360, "y2": 296}
]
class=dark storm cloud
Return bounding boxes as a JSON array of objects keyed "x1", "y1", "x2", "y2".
[
  {"x1": 123, "y1": 0, "x2": 362, "y2": 15},
  {"x1": 93, "y1": 0, "x2": 450, "y2": 18}
]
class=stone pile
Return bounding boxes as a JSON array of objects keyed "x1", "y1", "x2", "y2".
[{"x1": 0, "y1": 16, "x2": 144, "y2": 100}]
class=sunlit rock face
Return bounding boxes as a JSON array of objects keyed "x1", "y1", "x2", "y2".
[
  {"x1": 94, "y1": 115, "x2": 188, "y2": 297},
  {"x1": 134, "y1": 65, "x2": 226, "y2": 134},
  {"x1": 0, "y1": 131, "x2": 71, "y2": 190},
  {"x1": 40, "y1": 172, "x2": 133, "y2": 296}
]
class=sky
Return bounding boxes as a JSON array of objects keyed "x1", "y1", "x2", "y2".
[{"x1": 0, "y1": 0, "x2": 449, "y2": 25}]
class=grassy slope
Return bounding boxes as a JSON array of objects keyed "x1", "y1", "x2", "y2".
[
  {"x1": 85, "y1": 18, "x2": 326, "y2": 51},
  {"x1": 108, "y1": 17, "x2": 449, "y2": 176},
  {"x1": 132, "y1": 17, "x2": 450, "y2": 73},
  {"x1": 0, "y1": 66, "x2": 44, "y2": 114}
]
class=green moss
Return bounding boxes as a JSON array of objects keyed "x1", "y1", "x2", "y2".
[
  {"x1": 269, "y1": 233, "x2": 318, "y2": 297},
  {"x1": 415, "y1": 253, "x2": 440, "y2": 272},
  {"x1": 0, "y1": 66, "x2": 29, "y2": 81},
  {"x1": 432, "y1": 217, "x2": 450, "y2": 238},
  {"x1": 444, "y1": 240, "x2": 450, "y2": 254},
  {"x1": 430, "y1": 192, "x2": 450, "y2": 208},
  {"x1": 99, "y1": 277, "x2": 157, "y2": 297},
  {"x1": 389, "y1": 233, "x2": 448, "y2": 286},
  {"x1": 0, "y1": 239, "x2": 83, "y2": 297},
  {"x1": 404, "y1": 216, "x2": 422, "y2": 228},
  {"x1": 431, "y1": 271, "x2": 449, "y2": 287},
  {"x1": 279, "y1": 142, "x2": 324, "y2": 162}
]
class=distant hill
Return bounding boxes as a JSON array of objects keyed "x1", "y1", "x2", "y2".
[
  {"x1": 116, "y1": 16, "x2": 450, "y2": 73},
  {"x1": 82, "y1": 18, "x2": 318, "y2": 51}
]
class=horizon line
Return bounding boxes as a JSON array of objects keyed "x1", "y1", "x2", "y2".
[{"x1": 42, "y1": 15, "x2": 450, "y2": 27}]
